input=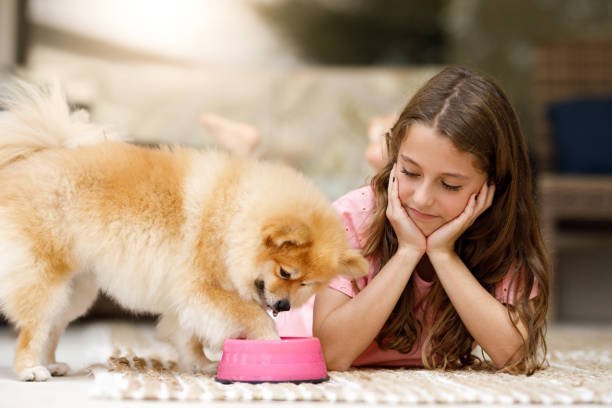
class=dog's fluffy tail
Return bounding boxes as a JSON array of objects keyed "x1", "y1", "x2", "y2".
[{"x1": 0, "y1": 80, "x2": 124, "y2": 168}]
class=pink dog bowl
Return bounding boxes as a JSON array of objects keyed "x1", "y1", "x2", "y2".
[{"x1": 215, "y1": 337, "x2": 329, "y2": 384}]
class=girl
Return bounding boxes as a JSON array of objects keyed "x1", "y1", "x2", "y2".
[{"x1": 307, "y1": 65, "x2": 549, "y2": 375}]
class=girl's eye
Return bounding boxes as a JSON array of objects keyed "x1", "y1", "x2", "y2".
[
  {"x1": 279, "y1": 268, "x2": 291, "y2": 279},
  {"x1": 442, "y1": 181, "x2": 462, "y2": 191},
  {"x1": 401, "y1": 169, "x2": 419, "y2": 177}
]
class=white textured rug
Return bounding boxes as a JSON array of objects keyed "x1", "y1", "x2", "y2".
[{"x1": 91, "y1": 326, "x2": 612, "y2": 404}]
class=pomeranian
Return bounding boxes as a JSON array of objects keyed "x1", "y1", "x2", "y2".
[{"x1": 0, "y1": 81, "x2": 367, "y2": 381}]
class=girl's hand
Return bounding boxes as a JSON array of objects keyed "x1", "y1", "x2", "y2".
[
  {"x1": 426, "y1": 182, "x2": 495, "y2": 258},
  {"x1": 386, "y1": 164, "x2": 427, "y2": 256}
]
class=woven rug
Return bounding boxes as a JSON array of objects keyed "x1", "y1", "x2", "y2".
[{"x1": 90, "y1": 326, "x2": 612, "y2": 404}]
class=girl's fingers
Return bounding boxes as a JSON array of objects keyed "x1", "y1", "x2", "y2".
[
  {"x1": 387, "y1": 164, "x2": 395, "y2": 197},
  {"x1": 457, "y1": 193, "x2": 475, "y2": 223},
  {"x1": 388, "y1": 164, "x2": 399, "y2": 207},
  {"x1": 484, "y1": 183, "x2": 495, "y2": 209},
  {"x1": 472, "y1": 182, "x2": 495, "y2": 220},
  {"x1": 476, "y1": 182, "x2": 495, "y2": 214},
  {"x1": 474, "y1": 183, "x2": 487, "y2": 214},
  {"x1": 386, "y1": 163, "x2": 399, "y2": 217},
  {"x1": 467, "y1": 193, "x2": 478, "y2": 216},
  {"x1": 453, "y1": 182, "x2": 495, "y2": 234},
  {"x1": 473, "y1": 182, "x2": 490, "y2": 214},
  {"x1": 450, "y1": 193, "x2": 476, "y2": 231}
]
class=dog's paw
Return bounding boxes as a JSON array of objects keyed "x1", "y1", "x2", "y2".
[
  {"x1": 204, "y1": 346, "x2": 222, "y2": 362},
  {"x1": 47, "y1": 362, "x2": 70, "y2": 376},
  {"x1": 18, "y1": 365, "x2": 51, "y2": 382},
  {"x1": 248, "y1": 325, "x2": 281, "y2": 341},
  {"x1": 256, "y1": 332, "x2": 281, "y2": 340}
]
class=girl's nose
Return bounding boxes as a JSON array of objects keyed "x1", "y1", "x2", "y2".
[{"x1": 412, "y1": 182, "x2": 434, "y2": 208}]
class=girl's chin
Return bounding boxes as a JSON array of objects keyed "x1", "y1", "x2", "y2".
[
  {"x1": 412, "y1": 219, "x2": 441, "y2": 237},
  {"x1": 421, "y1": 227, "x2": 436, "y2": 237}
]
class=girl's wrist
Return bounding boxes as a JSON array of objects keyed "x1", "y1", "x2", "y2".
[
  {"x1": 426, "y1": 249, "x2": 458, "y2": 265},
  {"x1": 396, "y1": 245, "x2": 426, "y2": 260}
]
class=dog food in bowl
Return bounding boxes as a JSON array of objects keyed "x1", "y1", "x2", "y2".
[{"x1": 215, "y1": 337, "x2": 329, "y2": 384}]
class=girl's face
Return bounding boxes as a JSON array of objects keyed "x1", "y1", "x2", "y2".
[{"x1": 395, "y1": 122, "x2": 487, "y2": 236}]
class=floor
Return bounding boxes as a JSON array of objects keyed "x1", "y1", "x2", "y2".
[
  {"x1": 1, "y1": 320, "x2": 610, "y2": 407},
  {"x1": 0, "y1": 321, "x2": 332, "y2": 408}
]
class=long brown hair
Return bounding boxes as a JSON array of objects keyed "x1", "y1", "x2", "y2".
[{"x1": 363, "y1": 66, "x2": 549, "y2": 375}]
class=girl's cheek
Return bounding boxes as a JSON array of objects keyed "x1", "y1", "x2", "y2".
[
  {"x1": 397, "y1": 184, "x2": 412, "y2": 203},
  {"x1": 446, "y1": 196, "x2": 470, "y2": 219}
]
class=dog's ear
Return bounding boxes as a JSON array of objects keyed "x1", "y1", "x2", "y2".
[
  {"x1": 340, "y1": 249, "x2": 368, "y2": 278},
  {"x1": 263, "y1": 218, "x2": 312, "y2": 249}
]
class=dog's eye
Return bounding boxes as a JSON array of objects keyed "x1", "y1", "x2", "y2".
[{"x1": 279, "y1": 268, "x2": 291, "y2": 280}]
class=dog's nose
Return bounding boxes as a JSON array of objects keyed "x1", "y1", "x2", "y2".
[{"x1": 274, "y1": 299, "x2": 291, "y2": 312}]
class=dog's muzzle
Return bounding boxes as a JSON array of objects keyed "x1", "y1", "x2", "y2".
[{"x1": 254, "y1": 280, "x2": 291, "y2": 317}]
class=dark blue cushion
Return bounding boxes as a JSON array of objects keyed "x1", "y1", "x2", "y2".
[{"x1": 547, "y1": 97, "x2": 612, "y2": 174}]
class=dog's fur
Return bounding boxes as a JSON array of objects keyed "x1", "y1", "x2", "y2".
[{"x1": 0, "y1": 82, "x2": 367, "y2": 381}]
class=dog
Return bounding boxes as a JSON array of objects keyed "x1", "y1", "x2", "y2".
[{"x1": 0, "y1": 81, "x2": 368, "y2": 381}]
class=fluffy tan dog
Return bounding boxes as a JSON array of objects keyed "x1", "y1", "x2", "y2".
[{"x1": 0, "y1": 82, "x2": 367, "y2": 381}]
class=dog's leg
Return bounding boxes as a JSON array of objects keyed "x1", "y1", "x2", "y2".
[
  {"x1": 5, "y1": 258, "x2": 75, "y2": 381},
  {"x1": 44, "y1": 273, "x2": 98, "y2": 376},
  {"x1": 12, "y1": 282, "x2": 72, "y2": 381},
  {"x1": 14, "y1": 324, "x2": 55, "y2": 381},
  {"x1": 43, "y1": 325, "x2": 70, "y2": 377},
  {"x1": 157, "y1": 313, "x2": 217, "y2": 374},
  {"x1": 179, "y1": 285, "x2": 280, "y2": 358}
]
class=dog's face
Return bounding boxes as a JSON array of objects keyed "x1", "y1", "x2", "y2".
[{"x1": 251, "y1": 214, "x2": 368, "y2": 315}]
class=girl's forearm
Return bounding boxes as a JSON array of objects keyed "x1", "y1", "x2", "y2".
[
  {"x1": 313, "y1": 248, "x2": 422, "y2": 370},
  {"x1": 428, "y1": 252, "x2": 527, "y2": 368}
]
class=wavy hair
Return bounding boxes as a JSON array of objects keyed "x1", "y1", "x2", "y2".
[{"x1": 362, "y1": 66, "x2": 550, "y2": 375}]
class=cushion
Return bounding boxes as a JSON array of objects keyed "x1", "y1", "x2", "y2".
[{"x1": 547, "y1": 97, "x2": 612, "y2": 174}]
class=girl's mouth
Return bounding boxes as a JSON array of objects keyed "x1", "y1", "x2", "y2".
[{"x1": 408, "y1": 207, "x2": 438, "y2": 221}]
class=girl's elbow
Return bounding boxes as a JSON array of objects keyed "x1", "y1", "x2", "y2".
[
  {"x1": 490, "y1": 357, "x2": 508, "y2": 370},
  {"x1": 314, "y1": 326, "x2": 355, "y2": 371},
  {"x1": 491, "y1": 347, "x2": 525, "y2": 370},
  {"x1": 319, "y1": 341, "x2": 353, "y2": 371},
  {"x1": 324, "y1": 355, "x2": 352, "y2": 372}
]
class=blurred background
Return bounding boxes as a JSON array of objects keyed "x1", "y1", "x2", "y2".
[{"x1": 1, "y1": 0, "x2": 611, "y2": 324}]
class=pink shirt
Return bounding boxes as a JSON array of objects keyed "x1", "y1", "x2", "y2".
[{"x1": 274, "y1": 185, "x2": 537, "y2": 367}]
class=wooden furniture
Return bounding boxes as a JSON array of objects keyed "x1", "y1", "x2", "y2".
[{"x1": 532, "y1": 38, "x2": 612, "y2": 317}]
